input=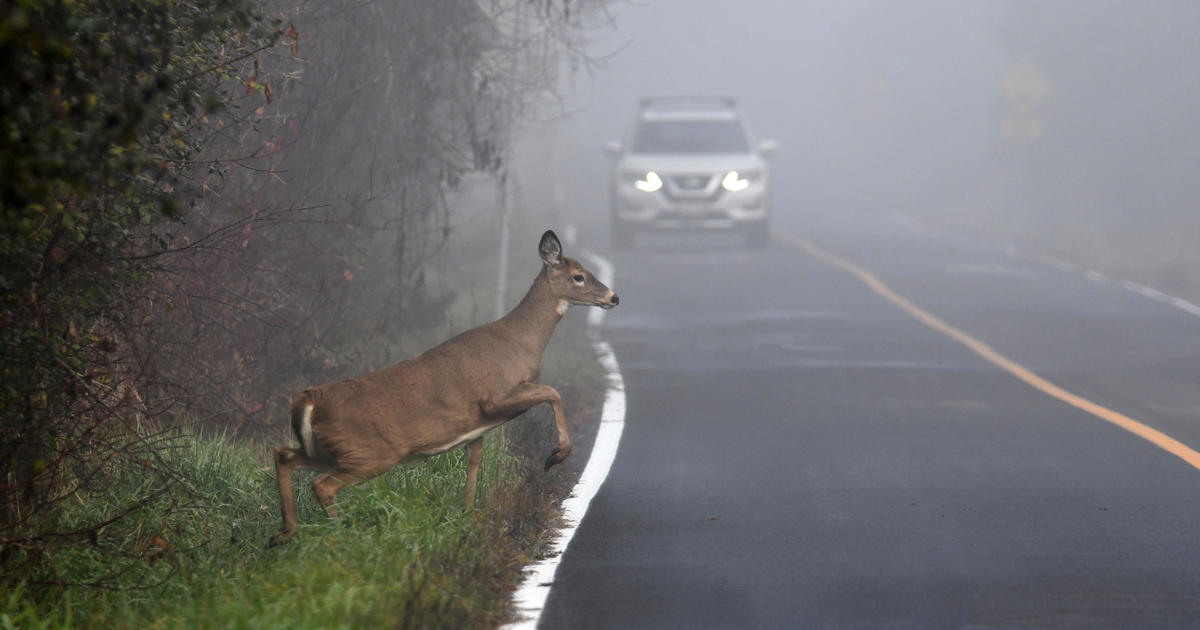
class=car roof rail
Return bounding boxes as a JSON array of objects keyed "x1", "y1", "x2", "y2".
[{"x1": 639, "y1": 96, "x2": 737, "y2": 111}]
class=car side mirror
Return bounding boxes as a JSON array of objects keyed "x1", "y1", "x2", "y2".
[
  {"x1": 758, "y1": 139, "x2": 779, "y2": 156},
  {"x1": 603, "y1": 141, "x2": 623, "y2": 158}
]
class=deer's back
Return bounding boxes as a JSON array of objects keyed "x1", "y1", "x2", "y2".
[{"x1": 297, "y1": 324, "x2": 540, "y2": 468}]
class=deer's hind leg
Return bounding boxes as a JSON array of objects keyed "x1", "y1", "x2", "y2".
[
  {"x1": 311, "y1": 469, "x2": 358, "y2": 518},
  {"x1": 269, "y1": 446, "x2": 332, "y2": 547},
  {"x1": 310, "y1": 453, "x2": 402, "y2": 518},
  {"x1": 464, "y1": 438, "x2": 484, "y2": 508}
]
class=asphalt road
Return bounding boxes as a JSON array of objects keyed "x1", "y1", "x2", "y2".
[{"x1": 539, "y1": 210, "x2": 1200, "y2": 629}]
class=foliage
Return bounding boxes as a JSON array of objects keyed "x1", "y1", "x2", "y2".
[
  {"x1": 1, "y1": 0, "x2": 607, "y2": 609},
  {"x1": 131, "y1": 0, "x2": 605, "y2": 435},
  {"x1": 0, "y1": 429, "x2": 521, "y2": 628},
  {"x1": 0, "y1": 0, "x2": 278, "y2": 587},
  {"x1": 0, "y1": 329, "x2": 602, "y2": 628}
]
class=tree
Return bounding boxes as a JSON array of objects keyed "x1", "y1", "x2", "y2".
[
  {"x1": 1, "y1": 0, "x2": 609, "y2": 590},
  {"x1": 0, "y1": 0, "x2": 278, "y2": 589}
]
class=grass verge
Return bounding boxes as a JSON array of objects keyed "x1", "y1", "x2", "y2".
[{"x1": 1, "y1": 317, "x2": 604, "y2": 629}]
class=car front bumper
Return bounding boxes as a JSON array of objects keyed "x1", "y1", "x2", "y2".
[{"x1": 613, "y1": 183, "x2": 769, "y2": 231}]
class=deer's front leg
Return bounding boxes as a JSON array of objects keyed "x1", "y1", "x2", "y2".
[{"x1": 484, "y1": 383, "x2": 571, "y2": 471}]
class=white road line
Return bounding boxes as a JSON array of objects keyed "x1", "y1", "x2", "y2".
[
  {"x1": 1120, "y1": 279, "x2": 1200, "y2": 318},
  {"x1": 1008, "y1": 248, "x2": 1200, "y2": 320},
  {"x1": 502, "y1": 246, "x2": 625, "y2": 629},
  {"x1": 1040, "y1": 255, "x2": 1080, "y2": 273}
]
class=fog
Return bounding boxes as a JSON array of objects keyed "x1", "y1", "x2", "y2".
[
  {"x1": 559, "y1": 1, "x2": 997, "y2": 207},
  {"x1": 548, "y1": 0, "x2": 1200, "y2": 292}
]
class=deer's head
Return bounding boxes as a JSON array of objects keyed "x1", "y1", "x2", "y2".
[{"x1": 539, "y1": 230, "x2": 619, "y2": 311}]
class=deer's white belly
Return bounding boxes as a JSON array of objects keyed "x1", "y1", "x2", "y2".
[{"x1": 415, "y1": 424, "x2": 497, "y2": 456}]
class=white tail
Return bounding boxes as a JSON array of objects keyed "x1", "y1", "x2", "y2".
[{"x1": 269, "y1": 230, "x2": 618, "y2": 545}]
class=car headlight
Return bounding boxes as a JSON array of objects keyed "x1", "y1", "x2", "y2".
[
  {"x1": 632, "y1": 171, "x2": 663, "y2": 193},
  {"x1": 721, "y1": 170, "x2": 758, "y2": 192}
]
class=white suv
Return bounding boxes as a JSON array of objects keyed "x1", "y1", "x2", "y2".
[{"x1": 605, "y1": 97, "x2": 777, "y2": 248}]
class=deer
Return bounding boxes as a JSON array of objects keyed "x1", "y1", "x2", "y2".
[{"x1": 269, "y1": 230, "x2": 618, "y2": 545}]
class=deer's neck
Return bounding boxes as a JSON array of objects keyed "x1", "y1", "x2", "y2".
[{"x1": 498, "y1": 269, "x2": 563, "y2": 356}]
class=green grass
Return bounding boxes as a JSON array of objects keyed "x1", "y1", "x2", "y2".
[
  {"x1": 2, "y1": 276, "x2": 605, "y2": 629},
  {"x1": 1, "y1": 427, "x2": 546, "y2": 629}
]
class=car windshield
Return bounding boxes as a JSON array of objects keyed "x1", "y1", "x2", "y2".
[{"x1": 630, "y1": 120, "x2": 750, "y2": 154}]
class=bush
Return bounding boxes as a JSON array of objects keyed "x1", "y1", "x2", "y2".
[
  {"x1": 1, "y1": 0, "x2": 607, "y2": 608},
  {"x1": 0, "y1": 0, "x2": 279, "y2": 589}
]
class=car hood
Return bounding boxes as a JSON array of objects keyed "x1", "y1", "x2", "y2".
[{"x1": 618, "y1": 152, "x2": 765, "y2": 174}]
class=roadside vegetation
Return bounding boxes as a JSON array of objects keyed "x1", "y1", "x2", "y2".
[
  {"x1": 0, "y1": 323, "x2": 602, "y2": 629},
  {"x1": 2, "y1": 0, "x2": 609, "y2": 626}
]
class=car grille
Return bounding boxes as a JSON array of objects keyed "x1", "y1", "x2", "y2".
[
  {"x1": 670, "y1": 174, "x2": 712, "y2": 190},
  {"x1": 665, "y1": 173, "x2": 720, "y2": 201}
]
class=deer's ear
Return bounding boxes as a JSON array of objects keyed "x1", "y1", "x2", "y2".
[{"x1": 539, "y1": 230, "x2": 563, "y2": 267}]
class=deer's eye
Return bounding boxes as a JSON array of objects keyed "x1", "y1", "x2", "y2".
[{"x1": 572, "y1": 274, "x2": 585, "y2": 284}]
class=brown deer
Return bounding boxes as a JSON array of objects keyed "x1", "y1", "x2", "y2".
[{"x1": 269, "y1": 230, "x2": 618, "y2": 545}]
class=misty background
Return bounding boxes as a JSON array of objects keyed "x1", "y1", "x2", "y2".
[
  {"x1": 509, "y1": 0, "x2": 1200, "y2": 298},
  {"x1": 7, "y1": 0, "x2": 1200, "y2": 615}
]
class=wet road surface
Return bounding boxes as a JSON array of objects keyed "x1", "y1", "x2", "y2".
[{"x1": 539, "y1": 210, "x2": 1200, "y2": 629}]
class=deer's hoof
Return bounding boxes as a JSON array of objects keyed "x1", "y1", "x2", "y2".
[
  {"x1": 544, "y1": 447, "x2": 570, "y2": 471},
  {"x1": 266, "y1": 529, "x2": 295, "y2": 548}
]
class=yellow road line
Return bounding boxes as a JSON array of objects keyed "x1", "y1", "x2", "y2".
[{"x1": 774, "y1": 228, "x2": 1200, "y2": 472}]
